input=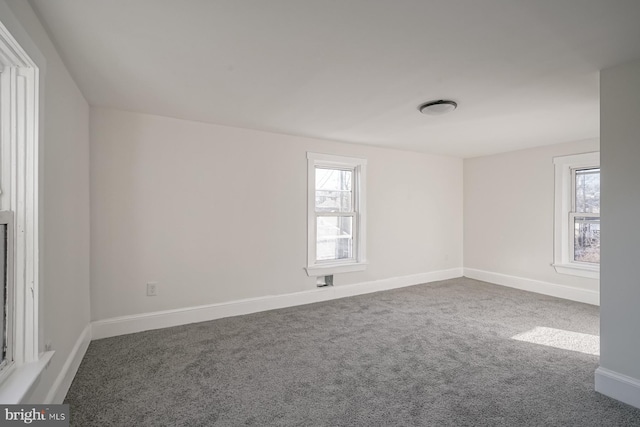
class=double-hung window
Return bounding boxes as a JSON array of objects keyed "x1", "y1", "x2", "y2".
[
  {"x1": 0, "y1": 15, "x2": 49, "y2": 402},
  {"x1": 306, "y1": 153, "x2": 367, "y2": 276},
  {"x1": 553, "y1": 152, "x2": 600, "y2": 279}
]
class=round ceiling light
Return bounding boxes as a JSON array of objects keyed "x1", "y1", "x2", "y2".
[{"x1": 418, "y1": 100, "x2": 457, "y2": 115}]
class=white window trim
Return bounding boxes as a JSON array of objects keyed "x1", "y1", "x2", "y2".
[
  {"x1": 552, "y1": 152, "x2": 600, "y2": 279},
  {"x1": 306, "y1": 152, "x2": 367, "y2": 277},
  {"x1": 0, "y1": 13, "x2": 51, "y2": 403}
]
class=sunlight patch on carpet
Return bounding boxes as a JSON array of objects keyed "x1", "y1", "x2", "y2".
[{"x1": 511, "y1": 326, "x2": 599, "y2": 356}]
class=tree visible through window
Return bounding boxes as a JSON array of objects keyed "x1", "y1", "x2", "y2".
[
  {"x1": 553, "y1": 151, "x2": 600, "y2": 279},
  {"x1": 573, "y1": 168, "x2": 600, "y2": 264},
  {"x1": 0, "y1": 212, "x2": 14, "y2": 372},
  {"x1": 0, "y1": 222, "x2": 6, "y2": 368}
]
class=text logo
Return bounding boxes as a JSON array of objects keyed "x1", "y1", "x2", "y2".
[{"x1": 1, "y1": 405, "x2": 69, "y2": 426}]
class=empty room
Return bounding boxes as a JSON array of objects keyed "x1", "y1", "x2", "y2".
[{"x1": 0, "y1": 0, "x2": 639, "y2": 425}]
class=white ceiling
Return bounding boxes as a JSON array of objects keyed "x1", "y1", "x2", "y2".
[{"x1": 30, "y1": 0, "x2": 640, "y2": 157}]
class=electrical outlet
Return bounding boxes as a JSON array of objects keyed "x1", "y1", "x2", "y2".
[{"x1": 146, "y1": 282, "x2": 158, "y2": 296}]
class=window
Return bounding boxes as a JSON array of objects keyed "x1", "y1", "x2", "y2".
[
  {"x1": 0, "y1": 16, "x2": 49, "y2": 402},
  {"x1": 553, "y1": 152, "x2": 600, "y2": 279},
  {"x1": 306, "y1": 153, "x2": 367, "y2": 276},
  {"x1": 0, "y1": 212, "x2": 14, "y2": 373},
  {"x1": 572, "y1": 168, "x2": 600, "y2": 264}
]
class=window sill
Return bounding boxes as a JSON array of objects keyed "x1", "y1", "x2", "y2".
[
  {"x1": 553, "y1": 263, "x2": 599, "y2": 279},
  {"x1": 0, "y1": 351, "x2": 54, "y2": 404},
  {"x1": 305, "y1": 262, "x2": 368, "y2": 277}
]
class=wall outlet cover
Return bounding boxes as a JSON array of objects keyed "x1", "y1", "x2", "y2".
[{"x1": 147, "y1": 282, "x2": 158, "y2": 296}]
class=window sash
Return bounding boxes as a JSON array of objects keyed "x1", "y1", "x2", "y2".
[
  {"x1": 569, "y1": 212, "x2": 600, "y2": 265},
  {"x1": 315, "y1": 213, "x2": 358, "y2": 264},
  {"x1": 569, "y1": 166, "x2": 600, "y2": 266},
  {"x1": 571, "y1": 167, "x2": 600, "y2": 214},
  {"x1": 0, "y1": 211, "x2": 15, "y2": 378},
  {"x1": 315, "y1": 166, "x2": 355, "y2": 214},
  {"x1": 314, "y1": 164, "x2": 358, "y2": 262},
  {"x1": 313, "y1": 164, "x2": 360, "y2": 265}
]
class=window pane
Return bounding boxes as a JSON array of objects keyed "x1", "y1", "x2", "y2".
[
  {"x1": 575, "y1": 168, "x2": 600, "y2": 213},
  {"x1": 0, "y1": 224, "x2": 6, "y2": 365},
  {"x1": 316, "y1": 216, "x2": 353, "y2": 261},
  {"x1": 574, "y1": 216, "x2": 600, "y2": 264},
  {"x1": 315, "y1": 168, "x2": 352, "y2": 213}
]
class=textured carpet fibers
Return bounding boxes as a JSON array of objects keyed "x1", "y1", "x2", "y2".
[{"x1": 66, "y1": 278, "x2": 640, "y2": 426}]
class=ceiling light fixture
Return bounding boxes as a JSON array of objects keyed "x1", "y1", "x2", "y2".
[{"x1": 418, "y1": 100, "x2": 457, "y2": 115}]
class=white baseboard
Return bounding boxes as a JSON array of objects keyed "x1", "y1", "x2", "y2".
[
  {"x1": 595, "y1": 367, "x2": 640, "y2": 409},
  {"x1": 91, "y1": 268, "x2": 463, "y2": 340},
  {"x1": 44, "y1": 324, "x2": 92, "y2": 404},
  {"x1": 463, "y1": 268, "x2": 599, "y2": 306}
]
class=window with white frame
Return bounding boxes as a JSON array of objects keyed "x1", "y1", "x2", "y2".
[
  {"x1": 0, "y1": 16, "x2": 49, "y2": 402},
  {"x1": 306, "y1": 153, "x2": 367, "y2": 276},
  {"x1": 553, "y1": 152, "x2": 600, "y2": 279}
]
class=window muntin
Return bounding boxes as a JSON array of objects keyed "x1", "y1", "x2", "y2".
[{"x1": 306, "y1": 153, "x2": 367, "y2": 276}]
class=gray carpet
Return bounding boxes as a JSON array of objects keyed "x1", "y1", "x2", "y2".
[{"x1": 65, "y1": 278, "x2": 640, "y2": 426}]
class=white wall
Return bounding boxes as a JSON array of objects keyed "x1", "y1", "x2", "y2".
[
  {"x1": 2, "y1": 1, "x2": 91, "y2": 402},
  {"x1": 90, "y1": 108, "x2": 463, "y2": 321},
  {"x1": 464, "y1": 139, "x2": 600, "y2": 298},
  {"x1": 597, "y1": 58, "x2": 640, "y2": 407}
]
